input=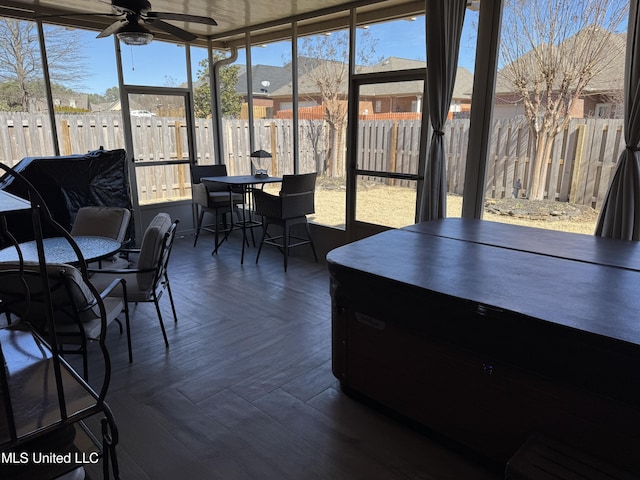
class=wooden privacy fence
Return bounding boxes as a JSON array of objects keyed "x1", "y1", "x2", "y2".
[
  {"x1": 222, "y1": 118, "x2": 329, "y2": 176},
  {"x1": 356, "y1": 119, "x2": 422, "y2": 187},
  {"x1": 350, "y1": 116, "x2": 624, "y2": 210},
  {"x1": 0, "y1": 112, "x2": 626, "y2": 209},
  {"x1": 477, "y1": 118, "x2": 624, "y2": 209}
]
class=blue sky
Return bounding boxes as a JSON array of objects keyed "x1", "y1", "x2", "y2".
[{"x1": 77, "y1": 11, "x2": 479, "y2": 95}]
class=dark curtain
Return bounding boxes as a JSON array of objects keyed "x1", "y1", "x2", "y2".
[
  {"x1": 418, "y1": 0, "x2": 467, "y2": 221},
  {"x1": 595, "y1": 1, "x2": 640, "y2": 240}
]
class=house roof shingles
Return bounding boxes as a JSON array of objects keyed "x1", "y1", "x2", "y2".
[
  {"x1": 236, "y1": 64, "x2": 293, "y2": 95},
  {"x1": 267, "y1": 56, "x2": 473, "y2": 101}
]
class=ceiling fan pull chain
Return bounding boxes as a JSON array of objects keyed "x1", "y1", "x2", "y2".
[{"x1": 130, "y1": 46, "x2": 135, "y2": 71}]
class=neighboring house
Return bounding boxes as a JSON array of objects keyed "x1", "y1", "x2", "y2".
[
  {"x1": 32, "y1": 93, "x2": 90, "y2": 112},
  {"x1": 448, "y1": 66, "x2": 475, "y2": 118},
  {"x1": 91, "y1": 100, "x2": 121, "y2": 113},
  {"x1": 90, "y1": 100, "x2": 155, "y2": 115},
  {"x1": 360, "y1": 57, "x2": 474, "y2": 118},
  {"x1": 359, "y1": 57, "x2": 426, "y2": 116},
  {"x1": 578, "y1": 32, "x2": 626, "y2": 118},
  {"x1": 265, "y1": 56, "x2": 473, "y2": 119},
  {"x1": 235, "y1": 63, "x2": 293, "y2": 118},
  {"x1": 269, "y1": 58, "x2": 347, "y2": 115},
  {"x1": 54, "y1": 93, "x2": 90, "y2": 110},
  {"x1": 494, "y1": 29, "x2": 626, "y2": 120}
]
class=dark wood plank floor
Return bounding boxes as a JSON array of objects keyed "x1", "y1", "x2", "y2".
[{"x1": 77, "y1": 230, "x2": 503, "y2": 480}]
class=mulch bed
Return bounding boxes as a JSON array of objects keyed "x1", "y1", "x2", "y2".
[{"x1": 484, "y1": 198, "x2": 598, "y2": 222}]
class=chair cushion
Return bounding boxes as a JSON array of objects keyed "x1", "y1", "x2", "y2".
[
  {"x1": 90, "y1": 271, "x2": 153, "y2": 303},
  {"x1": 0, "y1": 261, "x2": 123, "y2": 340},
  {"x1": 71, "y1": 206, "x2": 131, "y2": 243},
  {"x1": 137, "y1": 213, "x2": 172, "y2": 291},
  {"x1": 0, "y1": 261, "x2": 96, "y2": 318},
  {"x1": 55, "y1": 263, "x2": 100, "y2": 320},
  {"x1": 208, "y1": 191, "x2": 243, "y2": 205},
  {"x1": 54, "y1": 296, "x2": 123, "y2": 340}
]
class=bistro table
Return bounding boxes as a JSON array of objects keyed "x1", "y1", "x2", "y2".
[
  {"x1": 0, "y1": 235, "x2": 122, "y2": 266},
  {"x1": 202, "y1": 174, "x2": 282, "y2": 264}
]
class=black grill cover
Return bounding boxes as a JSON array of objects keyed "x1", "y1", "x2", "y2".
[{"x1": 0, "y1": 148, "x2": 133, "y2": 244}]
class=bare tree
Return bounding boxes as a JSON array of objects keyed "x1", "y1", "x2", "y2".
[
  {"x1": 298, "y1": 29, "x2": 378, "y2": 177},
  {"x1": 0, "y1": 19, "x2": 86, "y2": 112},
  {"x1": 499, "y1": 0, "x2": 628, "y2": 200},
  {"x1": 301, "y1": 118, "x2": 327, "y2": 174}
]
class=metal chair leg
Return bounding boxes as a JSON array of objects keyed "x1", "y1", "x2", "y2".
[
  {"x1": 255, "y1": 222, "x2": 268, "y2": 264},
  {"x1": 193, "y1": 210, "x2": 205, "y2": 247},
  {"x1": 165, "y1": 274, "x2": 178, "y2": 323},
  {"x1": 284, "y1": 224, "x2": 290, "y2": 272},
  {"x1": 304, "y1": 221, "x2": 318, "y2": 263},
  {"x1": 153, "y1": 293, "x2": 169, "y2": 348}
]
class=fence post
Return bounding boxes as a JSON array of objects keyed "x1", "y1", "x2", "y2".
[
  {"x1": 270, "y1": 121, "x2": 278, "y2": 176},
  {"x1": 389, "y1": 121, "x2": 399, "y2": 186},
  {"x1": 61, "y1": 119, "x2": 72, "y2": 155},
  {"x1": 175, "y1": 120, "x2": 186, "y2": 197},
  {"x1": 569, "y1": 123, "x2": 586, "y2": 204}
]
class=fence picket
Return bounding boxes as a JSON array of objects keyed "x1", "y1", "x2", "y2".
[{"x1": 595, "y1": 121, "x2": 624, "y2": 207}]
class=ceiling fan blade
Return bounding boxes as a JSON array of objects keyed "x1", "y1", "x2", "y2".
[
  {"x1": 146, "y1": 19, "x2": 197, "y2": 42},
  {"x1": 97, "y1": 19, "x2": 128, "y2": 38},
  {"x1": 146, "y1": 12, "x2": 217, "y2": 26}
]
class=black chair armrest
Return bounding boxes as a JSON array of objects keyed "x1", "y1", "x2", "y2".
[
  {"x1": 98, "y1": 277, "x2": 128, "y2": 301},
  {"x1": 280, "y1": 191, "x2": 311, "y2": 198},
  {"x1": 88, "y1": 266, "x2": 154, "y2": 275},
  {"x1": 253, "y1": 189, "x2": 282, "y2": 218},
  {"x1": 117, "y1": 247, "x2": 141, "y2": 254}
]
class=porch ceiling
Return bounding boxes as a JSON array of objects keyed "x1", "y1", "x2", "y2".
[{"x1": 0, "y1": 0, "x2": 427, "y2": 50}]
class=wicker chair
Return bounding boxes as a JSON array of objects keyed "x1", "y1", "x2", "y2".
[
  {"x1": 191, "y1": 164, "x2": 243, "y2": 253},
  {"x1": 253, "y1": 172, "x2": 318, "y2": 271}
]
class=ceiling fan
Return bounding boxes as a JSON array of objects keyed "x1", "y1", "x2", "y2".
[{"x1": 95, "y1": 0, "x2": 217, "y2": 45}]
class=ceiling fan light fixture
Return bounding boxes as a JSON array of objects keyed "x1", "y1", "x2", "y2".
[{"x1": 117, "y1": 22, "x2": 154, "y2": 46}]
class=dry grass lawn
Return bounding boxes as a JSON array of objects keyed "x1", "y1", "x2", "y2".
[{"x1": 270, "y1": 180, "x2": 599, "y2": 235}]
